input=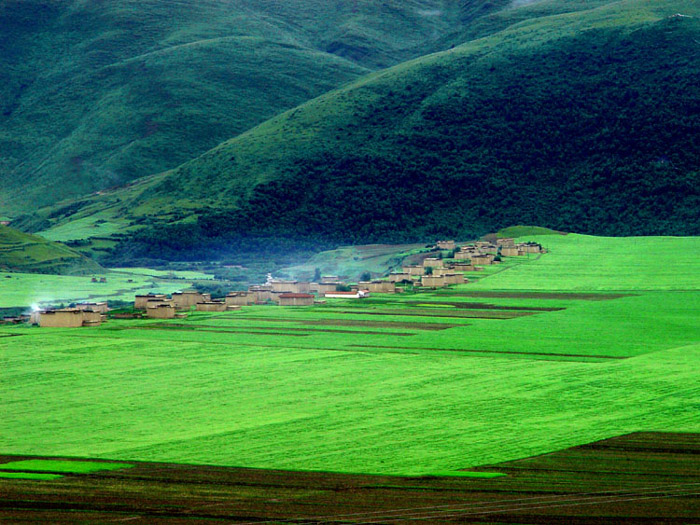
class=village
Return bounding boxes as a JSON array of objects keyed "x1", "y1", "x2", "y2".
[{"x1": 13, "y1": 238, "x2": 545, "y2": 327}]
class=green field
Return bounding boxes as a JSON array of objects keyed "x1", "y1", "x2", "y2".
[
  {"x1": 0, "y1": 234, "x2": 698, "y2": 476},
  {"x1": 0, "y1": 459, "x2": 131, "y2": 474},
  {"x1": 0, "y1": 269, "x2": 207, "y2": 309}
]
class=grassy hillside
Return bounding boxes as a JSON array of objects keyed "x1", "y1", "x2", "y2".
[
  {"x1": 26, "y1": 0, "x2": 697, "y2": 264},
  {"x1": 0, "y1": 225, "x2": 102, "y2": 275},
  {"x1": 1, "y1": 0, "x2": 508, "y2": 213},
  {"x1": 1, "y1": 235, "x2": 697, "y2": 474}
]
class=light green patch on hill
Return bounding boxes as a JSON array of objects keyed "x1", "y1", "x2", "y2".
[
  {"x1": 0, "y1": 459, "x2": 131, "y2": 474},
  {"x1": 0, "y1": 225, "x2": 102, "y2": 275},
  {"x1": 473, "y1": 234, "x2": 700, "y2": 291},
  {"x1": 496, "y1": 225, "x2": 564, "y2": 238},
  {"x1": 0, "y1": 269, "x2": 202, "y2": 308},
  {"x1": 0, "y1": 472, "x2": 63, "y2": 481},
  {"x1": 283, "y1": 243, "x2": 427, "y2": 280}
]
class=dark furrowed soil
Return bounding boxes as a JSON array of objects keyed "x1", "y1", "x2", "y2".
[
  {"x1": 1, "y1": 432, "x2": 697, "y2": 524},
  {"x1": 442, "y1": 291, "x2": 634, "y2": 300}
]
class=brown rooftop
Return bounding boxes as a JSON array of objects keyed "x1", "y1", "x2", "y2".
[{"x1": 278, "y1": 293, "x2": 314, "y2": 298}]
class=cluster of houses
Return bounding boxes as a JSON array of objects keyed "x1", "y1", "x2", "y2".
[{"x1": 10, "y1": 237, "x2": 545, "y2": 327}]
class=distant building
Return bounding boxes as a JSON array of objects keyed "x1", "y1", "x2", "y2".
[
  {"x1": 39, "y1": 309, "x2": 102, "y2": 328},
  {"x1": 358, "y1": 281, "x2": 396, "y2": 293},
  {"x1": 146, "y1": 304, "x2": 176, "y2": 319},
  {"x1": 436, "y1": 240, "x2": 456, "y2": 250},
  {"x1": 316, "y1": 282, "x2": 345, "y2": 296},
  {"x1": 172, "y1": 291, "x2": 211, "y2": 309},
  {"x1": 225, "y1": 292, "x2": 256, "y2": 306},
  {"x1": 278, "y1": 293, "x2": 315, "y2": 306},
  {"x1": 422, "y1": 257, "x2": 444, "y2": 268},
  {"x1": 388, "y1": 272, "x2": 413, "y2": 282},
  {"x1": 402, "y1": 265, "x2": 425, "y2": 276},
  {"x1": 196, "y1": 301, "x2": 227, "y2": 312},
  {"x1": 444, "y1": 273, "x2": 466, "y2": 285},
  {"x1": 496, "y1": 238, "x2": 515, "y2": 248},
  {"x1": 135, "y1": 294, "x2": 168, "y2": 310},
  {"x1": 421, "y1": 275, "x2": 447, "y2": 288},
  {"x1": 269, "y1": 281, "x2": 311, "y2": 294},
  {"x1": 471, "y1": 254, "x2": 495, "y2": 266},
  {"x1": 500, "y1": 246, "x2": 523, "y2": 257},
  {"x1": 74, "y1": 302, "x2": 109, "y2": 314}
]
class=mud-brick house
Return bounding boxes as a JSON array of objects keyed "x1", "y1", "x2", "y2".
[
  {"x1": 196, "y1": 301, "x2": 228, "y2": 312},
  {"x1": 134, "y1": 294, "x2": 168, "y2": 310},
  {"x1": 146, "y1": 304, "x2": 177, "y2": 319},
  {"x1": 270, "y1": 280, "x2": 311, "y2": 293},
  {"x1": 454, "y1": 249, "x2": 478, "y2": 261},
  {"x1": 444, "y1": 273, "x2": 466, "y2": 285},
  {"x1": 452, "y1": 262, "x2": 476, "y2": 272},
  {"x1": 321, "y1": 275, "x2": 340, "y2": 283},
  {"x1": 359, "y1": 281, "x2": 396, "y2": 293},
  {"x1": 500, "y1": 246, "x2": 524, "y2": 257},
  {"x1": 402, "y1": 265, "x2": 425, "y2": 276},
  {"x1": 422, "y1": 257, "x2": 444, "y2": 269},
  {"x1": 421, "y1": 275, "x2": 447, "y2": 288},
  {"x1": 471, "y1": 254, "x2": 495, "y2": 266},
  {"x1": 436, "y1": 240, "x2": 456, "y2": 250},
  {"x1": 497, "y1": 238, "x2": 515, "y2": 248},
  {"x1": 518, "y1": 242, "x2": 544, "y2": 254},
  {"x1": 388, "y1": 272, "x2": 413, "y2": 283},
  {"x1": 278, "y1": 293, "x2": 315, "y2": 306},
  {"x1": 316, "y1": 282, "x2": 345, "y2": 296},
  {"x1": 248, "y1": 285, "x2": 274, "y2": 302},
  {"x1": 39, "y1": 309, "x2": 102, "y2": 328},
  {"x1": 225, "y1": 292, "x2": 256, "y2": 306},
  {"x1": 172, "y1": 291, "x2": 211, "y2": 309},
  {"x1": 75, "y1": 302, "x2": 109, "y2": 314}
]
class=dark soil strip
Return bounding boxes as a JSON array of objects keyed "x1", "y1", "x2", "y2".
[
  {"x1": 1, "y1": 432, "x2": 697, "y2": 524},
  {"x1": 128, "y1": 326, "x2": 309, "y2": 337},
  {"x1": 0, "y1": 333, "x2": 24, "y2": 338},
  {"x1": 231, "y1": 316, "x2": 459, "y2": 331},
  {"x1": 402, "y1": 301, "x2": 565, "y2": 312},
  {"x1": 350, "y1": 344, "x2": 628, "y2": 360},
  {"x1": 442, "y1": 291, "x2": 634, "y2": 301},
  {"x1": 139, "y1": 323, "x2": 417, "y2": 337},
  {"x1": 335, "y1": 309, "x2": 537, "y2": 319}
]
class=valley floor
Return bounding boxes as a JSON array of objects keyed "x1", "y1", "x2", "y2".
[{"x1": 0, "y1": 235, "x2": 698, "y2": 478}]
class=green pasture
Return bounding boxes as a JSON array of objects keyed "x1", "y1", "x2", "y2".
[
  {"x1": 0, "y1": 472, "x2": 63, "y2": 480},
  {"x1": 0, "y1": 459, "x2": 131, "y2": 474},
  {"x1": 0, "y1": 235, "x2": 698, "y2": 476},
  {"x1": 474, "y1": 234, "x2": 700, "y2": 291},
  {"x1": 0, "y1": 270, "x2": 200, "y2": 308}
]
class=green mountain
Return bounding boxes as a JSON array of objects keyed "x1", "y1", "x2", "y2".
[
  {"x1": 0, "y1": 225, "x2": 103, "y2": 275},
  {"x1": 14, "y1": 0, "x2": 700, "y2": 264},
  {"x1": 1, "y1": 0, "x2": 501, "y2": 213}
]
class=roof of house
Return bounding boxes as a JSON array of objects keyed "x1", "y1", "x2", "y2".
[{"x1": 279, "y1": 293, "x2": 314, "y2": 298}]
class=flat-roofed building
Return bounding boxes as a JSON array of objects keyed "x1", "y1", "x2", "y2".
[
  {"x1": 388, "y1": 272, "x2": 413, "y2": 282},
  {"x1": 172, "y1": 291, "x2": 211, "y2": 309},
  {"x1": 359, "y1": 281, "x2": 396, "y2": 293},
  {"x1": 226, "y1": 292, "x2": 256, "y2": 306},
  {"x1": 497, "y1": 238, "x2": 515, "y2": 247},
  {"x1": 422, "y1": 257, "x2": 444, "y2": 268},
  {"x1": 403, "y1": 265, "x2": 425, "y2": 276},
  {"x1": 471, "y1": 254, "x2": 495, "y2": 266},
  {"x1": 436, "y1": 240, "x2": 456, "y2": 250},
  {"x1": 421, "y1": 275, "x2": 447, "y2": 288},
  {"x1": 278, "y1": 293, "x2": 315, "y2": 306},
  {"x1": 39, "y1": 309, "x2": 102, "y2": 328},
  {"x1": 146, "y1": 304, "x2": 176, "y2": 319},
  {"x1": 75, "y1": 302, "x2": 109, "y2": 314},
  {"x1": 135, "y1": 294, "x2": 168, "y2": 310},
  {"x1": 196, "y1": 301, "x2": 228, "y2": 312},
  {"x1": 501, "y1": 246, "x2": 524, "y2": 257},
  {"x1": 444, "y1": 273, "x2": 466, "y2": 285}
]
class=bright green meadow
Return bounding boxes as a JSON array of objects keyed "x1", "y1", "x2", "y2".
[{"x1": 0, "y1": 234, "x2": 698, "y2": 475}]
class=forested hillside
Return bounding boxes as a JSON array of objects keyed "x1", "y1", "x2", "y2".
[
  {"x1": 1, "y1": 0, "x2": 499, "y2": 212},
  {"x1": 109, "y1": 0, "x2": 700, "y2": 262}
]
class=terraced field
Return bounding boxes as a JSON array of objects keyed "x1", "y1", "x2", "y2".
[
  {"x1": 1, "y1": 433, "x2": 698, "y2": 523},
  {"x1": 0, "y1": 234, "x2": 698, "y2": 480}
]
